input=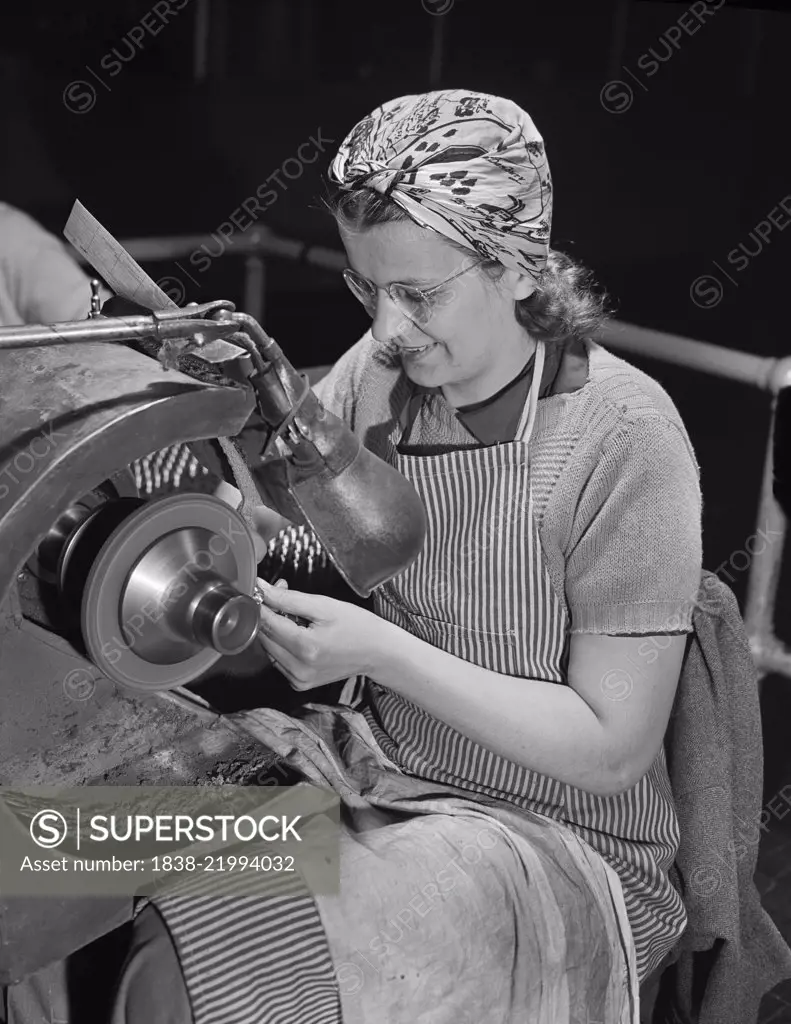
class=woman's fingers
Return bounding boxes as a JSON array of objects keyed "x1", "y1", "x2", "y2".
[
  {"x1": 255, "y1": 576, "x2": 290, "y2": 595},
  {"x1": 258, "y1": 604, "x2": 305, "y2": 648},
  {"x1": 261, "y1": 638, "x2": 297, "y2": 682},
  {"x1": 256, "y1": 579, "x2": 326, "y2": 621},
  {"x1": 259, "y1": 635, "x2": 312, "y2": 690}
]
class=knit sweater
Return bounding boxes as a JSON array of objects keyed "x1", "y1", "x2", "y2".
[{"x1": 312, "y1": 332, "x2": 703, "y2": 636}]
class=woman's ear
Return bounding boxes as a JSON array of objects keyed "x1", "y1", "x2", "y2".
[
  {"x1": 497, "y1": 268, "x2": 536, "y2": 302},
  {"x1": 512, "y1": 274, "x2": 537, "y2": 302}
]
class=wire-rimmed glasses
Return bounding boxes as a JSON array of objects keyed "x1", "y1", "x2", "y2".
[{"x1": 342, "y1": 261, "x2": 477, "y2": 327}]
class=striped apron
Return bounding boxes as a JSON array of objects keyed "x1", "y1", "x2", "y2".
[{"x1": 362, "y1": 340, "x2": 685, "y2": 980}]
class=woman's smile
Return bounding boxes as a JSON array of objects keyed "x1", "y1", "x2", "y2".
[{"x1": 398, "y1": 340, "x2": 439, "y2": 362}]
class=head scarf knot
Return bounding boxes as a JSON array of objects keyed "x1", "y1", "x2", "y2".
[{"x1": 329, "y1": 89, "x2": 553, "y2": 286}]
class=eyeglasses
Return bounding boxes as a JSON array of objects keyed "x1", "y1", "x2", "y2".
[{"x1": 342, "y1": 261, "x2": 477, "y2": 327}]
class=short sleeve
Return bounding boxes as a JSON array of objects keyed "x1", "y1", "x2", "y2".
[{"x1": 564, "y1": 416, "x2": 703, "y2": 635}]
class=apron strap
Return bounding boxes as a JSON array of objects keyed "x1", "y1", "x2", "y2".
[
  {"x1": 514, "y1": 340, "x2": 545, "y2": 445},
  {"x1": 396, "y1": 340, "x2": 546, "y2": 448}
]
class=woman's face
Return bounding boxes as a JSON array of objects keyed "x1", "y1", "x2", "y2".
[{"x1": 339, "y1": 218, "x2": 535, "y2": 404}]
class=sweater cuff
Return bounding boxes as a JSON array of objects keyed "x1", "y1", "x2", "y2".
[{"x1": 569, "y1": 599, "x2": 695, "y2": 636}]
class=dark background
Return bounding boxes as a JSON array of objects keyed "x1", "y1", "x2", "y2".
[{"x1": 1, "y1": 0, "x2": 791, "y2": 1012}]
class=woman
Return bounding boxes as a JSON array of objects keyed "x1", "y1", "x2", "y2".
[{"x1": 110, "y1": 90, "x2": 702, "y2": 1024}]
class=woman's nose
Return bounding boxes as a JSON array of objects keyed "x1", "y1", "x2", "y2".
[{"x1": 371, "y1": 291, "x2": 410, "y2": 344}]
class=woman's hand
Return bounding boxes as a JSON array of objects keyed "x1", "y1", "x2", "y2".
[{"x1": 256, "y1": 578, "x2": 388, "y2": 690}]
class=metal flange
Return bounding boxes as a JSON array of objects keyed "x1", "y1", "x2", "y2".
[{"x1": 81, "y1": 494, "x2": 258, "y2": 691}]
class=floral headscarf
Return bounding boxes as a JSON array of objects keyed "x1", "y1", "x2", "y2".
[{"x1": 329, "y1": 89, "x2": 553, "y2": 286}]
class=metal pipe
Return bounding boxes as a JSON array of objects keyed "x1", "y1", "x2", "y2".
[
  {"x1": 768, "y1": 356, "x2": 791, "y2": 395},
  {"x1": 595, "y1": 320, "x2": 777, "y2": 391},
  {"x1": 72, "y1": 233, "x2": 348, "y2": 272},
  {"x1": 193, "y1": 0, "x2": 210, "y2": 83},
  {"x1": 751, "y1": 636, "x2": 791, "y2": 681},
  {"x1": 429, "y1": 13, "x2": 446, "y2": 89},
  {"x1": 299, "y1": 0, "x2": 316, "y2": 80},
  {"x1": 607, "y1": 0, "x2": 631, "y2": 82},
  {"x1": 85, "y1": 233, "x2": 262, "y2": 262},
  {"x1": 0, "y1": 315, "x2": 238, "y2": 351},
  {"x1": 243, "y1": 253, "x2": 266, "y2": 324},
  {"x1": 743, "y1": 398, "x2": 788, "y2": 644}
]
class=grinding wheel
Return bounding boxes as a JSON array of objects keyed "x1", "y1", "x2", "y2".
[{"x1": 81, "y1": 494, "x2": 258, "y2": 691}]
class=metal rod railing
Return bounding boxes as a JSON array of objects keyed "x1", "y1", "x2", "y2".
[
  {"x1": 595, "y1": 319, "x2": 780, "y2": 392},
  {"x1": 73, "y1": 228, "x2": 790, "y2": 682},
  {"x1": 742, "y1": 395, "x2": 791, "y2": 681},
  {"x1": 101, "y1": 230, "x2": 346, "y2": 272}
]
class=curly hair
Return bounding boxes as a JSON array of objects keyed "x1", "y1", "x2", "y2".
[{"x1": 328, "y1": 187, "x2": 611, "y2": 353}]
